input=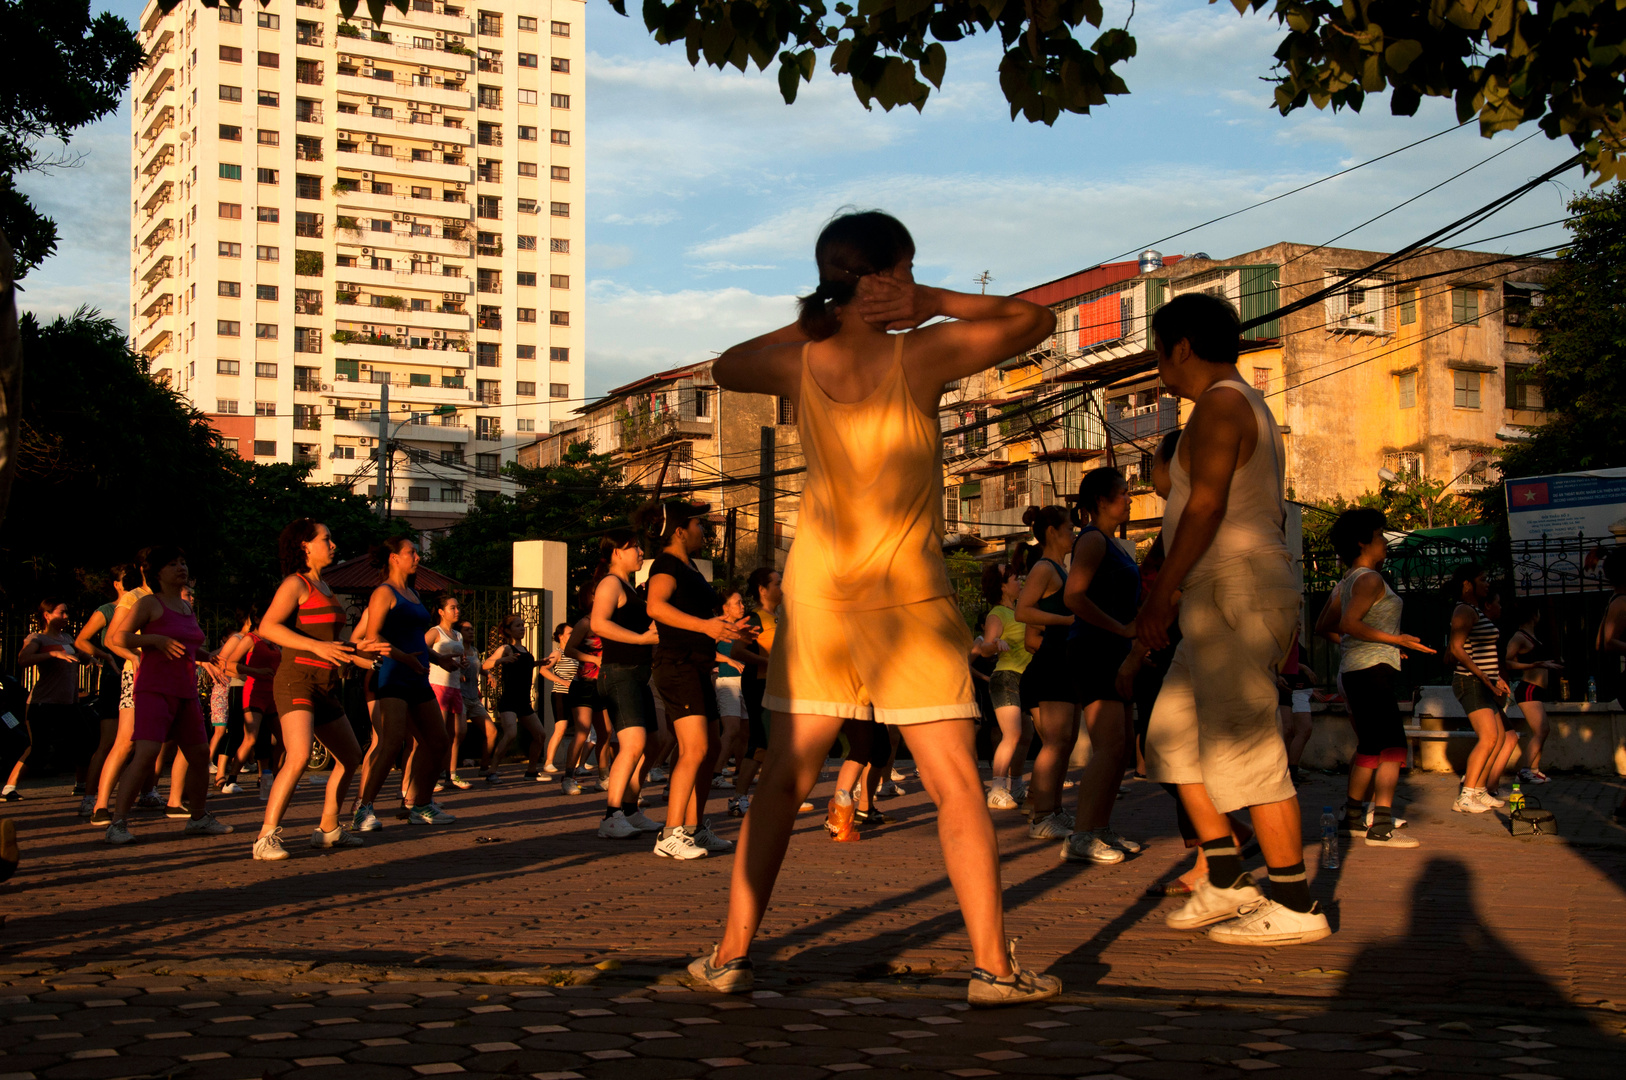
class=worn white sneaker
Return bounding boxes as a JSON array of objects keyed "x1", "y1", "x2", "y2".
[
  {"x1": 1475, "y1": 788, "x2": 1506, "y2": 808},
  {"x1": 1165, "y1": 875, "x2": 1266, "y2": 930},
  {"x1": 654, "y1": 827, "x2": 707, "y2": 860},
  {"x1": 1363, "y1": 827, "x2": 1421, "y2": 848},
  {"x1": 311, "y1": 825, "x2": 364, "y2": 849},
  {"x1": 1517, "y1": 767, "x2": 1549, "y2": 785},
  {"x1": 1061, "y1": 830, "x2": 1125, "y2": 864},
  {"x1": 692, "y1": 822, "x2": 735, "y2": 853},
  {"x1": 1098, "y1": 828, "x2": 1143, "y2": 855},
  {"x1": 966, "y1": 940, "x2": 1062, "y2": 1008},
  {"x1": 352, "y1": 804, "x2": 382, "y2": 831},
  {"x1": 184, "y1": 812, "x2": 234, "y2": 836},
  {"x1": 1028, "y1": 812, "x2": 1070, "y2": 840},
  {"x1": 407, "y1": 804, "x2": 455, "y2": 825},
  {"x1": 686, "y1": 948, "x2": 754, "y2": 994},
  {"x1": 598, "y1": 811, "x2": 641, "y2": 839},
  {"x1": 105, "y1": 819, "x2": 135, "y2": 845},
  {"x1": 1452, "y1": 790, "x2": 1491, "y2": 814},
  {"x1": 648, "y1": 766, "x2": 669, "y2": 783},
  {"x1": 624, "y1": 808, "x2": 663, "y2": 832},
  {"x1": 986, "y1": 786, "x2": 1019, "y2": 810},
  {"x1": 220, "y1": 781, "x2": 245, "y2": 795},
  {"x1": 561, "y1": 777, "x2": 582, "y2": 796},
  {"x1": 1207, "y1": 898, "x2": 1332, "y2": 946},
  {"x1": 252, "y1": 830, "x2": 290, "y2": 861}
]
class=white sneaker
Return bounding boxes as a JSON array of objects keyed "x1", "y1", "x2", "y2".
[
  {"x1": 1453, "y1": 791, "x2": 1491, "y2": 814},
  {"x1": 648, "y1": 766, "x2": 669, "y2": 783},
  {"x1": 407, "y1": 804, "x2": 456, "y2": 825},
  {"x1": 654, "y1": 827, "x2": 706, "y2": 860},
  {"x1": 692, "y1": 822, "x2": 735, "y2": 853},
  {"x1": 598, "y1": 811, "x2": 640, "y2": 839},
  {"x1": 1098, "y1": 828, "x2": 1143, "y2": 855},
  {"x1": 184, "y1": 812, "x2": 234, "y2": 836},
  {"x1": 1476, "y1": 788, "x2": 1506, "y2": 808},
  {"x1": 353, "y1": 804, "x2": 382, "y2": 831},
  {"x1": 890, "y1": 768, "x2": 909, "y2": 782},
  {"x1": 1517, "y1": 767, "x2": 1549, "y2": 785},
  {"x1": 311, "y1": 825, "x2": 364, "y2": 849},
  {"x1": 624, "y1": 809, "x2": 663, "y2": 832},
  {"x1": 1363, "y1": 828, "x2": 1421, "y2": 848},
  {"x1": 220, "y1": 782, "x2": 244, "y2": 795},
  {"x1": 561, "y1": 778, "x2": 582, "y2": 796},
  {"x1": 1363, "y1": 806, "x2": 1408, "y2": 830},
  {"x1": 1061, "y1": 830, "x2": 1125, "y2": 864},
  {"x1": 1028, "y1": 812, "x2": 1071, "y2": 840},
  {"x1": 105, "y1": 819, "x2": 134, "y2": 845},
  {"x1": 1207, "y1": 899, "x2": 1332, "y2": 946},
  {"x1": 253, "y1": 830, "x2": 290, "y2": 861},
  {"x1": 878, "y1": 781, "x2": 904, "y2": 798},
  {"x1": 1165, "y1": 875, "x2": 1266, "y2": 930},
  {"x1": 986, "y1": 786, "x2": 1018, "y2": 810},
  {"x1": 798, "y1": 799, "x2": 815, "y2": 812}
]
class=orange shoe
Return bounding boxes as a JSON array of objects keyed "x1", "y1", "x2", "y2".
[{"x1": 824, "y1": 798, "x2": 860, "y2": 842}]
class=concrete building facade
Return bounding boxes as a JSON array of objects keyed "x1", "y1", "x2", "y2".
[{"x1": 130, "y1": 0, "x2": 586, "y2": 532}]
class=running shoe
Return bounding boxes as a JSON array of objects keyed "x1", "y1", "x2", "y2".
[
  {"x1": 1362, "y1": 806, "x2": 1408, "y2": 830},
  {"x1": 449, "y1": 773, "x2": 473, "y2": 790},
  {"x1": 541, "y1": 763, "x2": 562, "y2": 776},
  {"x1": 433, "y1": 778, "x2": 447, "y2": 794},
  {"x1": 648, "y1": 766, "x2": 670, "y2": 783},
  {"x1": 1517, "y1": 767, "x2": 1550, "y2": 785},
  {"x1": 878, "y1": 781, "x2": 904, "y2": 798},
  {"x1": 1207, "y1": 899, "x2": 1332, "y2": 946},
  {"x1": 76, "y1": 795, "x2": 95, "y2": 818},
  {"x1": 524, "y1": 770, "x2": 539, "y2": 781},
  {"x1": 219, "y1": 781, "x2": 244, "y2": 795},
  {"x1": 1027, "y1": 812, "x2": 1070, "y2": 840},
  {"x1": 890, "y1": 768, "x2": 910, "y2": 782},
  {"x1": 1363, "y1": 826, "x2": 1421, "y2": 848},
  {"x1": 485, "y1": 771, "x2": 502, "y2": 784},
  {"x1": 727, "y1": 796, "x2": 745, "y2": 817},
  {"x1": 253, "y1": 830, "x2": 290, "y2": 861},
  {"x1": 71, "y1": 783, "x2": 85, "y2": 797},
  {"x1": 311, "y1": 825, "x2": 364, "y2": 849},
  {"x1": 624, "y1": 809, "x2": 663, "y2": 832},
  {"x1": 428, "y1": 801, "x2": 457, "y2": 822},
  {"x1": 986, "y1": 786, "x2": 1019, "y2": 810},
  {"x1": 588, "y1": 776, "x2": 609, "y2": 793},
  {"x1": 164, "y1": 804, "x2": 191, "y2": 820},
  {"x1": 966, "y1": 941, "x2": 1062, "y2": 1008},
  {"x1": 686, "y1": 948, "x2": 754, "y2": 994},
  {"x1": 1165, "y1": 875, "x2": 1265, "y2": 930},
  {"x1": 183, "y1": 813, "x2": 233, "y2": 836},
  {"x1": 825, "y1": 798, "x2": 860, "y2": 842},
  {"x1": 89, "y1": 808, "x2": 111, "y2": 826},
  {"x1": 105, "y1": 820, "x2": 134, "y2": 845},
  {"x1": 598, "y1": 811, "x2": 641, "y2": 839},
  {"x1": 561, "y1": 777, "x2": 582, "y2": 796},
  {"x1": 692, "y1": 823, "x2": 735, "y2": 853},
  {"x1": 0, "y1": 789, "x2": 22, "y2": 803},
  {"x1": 1098, "y1": 829, "x2": 1143, "y2": 855},
  {"x1": 135, "y1": 790, "x2": 163, "y2": 810},
  {"x1": 654, "y1": 827, "x2": 706, "y2": 860},
  {"x1": 353, "y1": 804, "x2": 383, "y2": 832},
  {"x1": 854, "y1": 809, "x2": 893, "y2": 827},
  {"x1": 407, "y1": 804, "x2": 454, "y2": 825},
  {"x1": 711, "y1": 775, "x2": 735, "y2": 789},
  {"x1": 1452, "y1": 791, "x2": 1491, "y2": 814},
  {"x1": 798, "y1": 799, "x2": 814, "y2": 812},
  {"x1": 1476, "y1": 788, "x2": 1507, "y2": 808},
  {"x1": 1060, "y1": 831, "x2": 1124, "y2": 864}
]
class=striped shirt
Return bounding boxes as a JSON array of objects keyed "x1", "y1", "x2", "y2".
[
  {"x1": 551, "y1": 652, "x2": 580, "y2": 687},
  {"x1": 1456, "y1": 607, "x2": 1501, "y2": 680}
]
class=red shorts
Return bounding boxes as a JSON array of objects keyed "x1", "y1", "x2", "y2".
[
  {"x1": 132, "y1": 690, "x2": 208, "y2": 746},
  {"x1": 433, "y1": 683, "x2": 464, "y2": 714},
  {"x1": 242, "y1": 676, "x2": 276, "y2": 714}
]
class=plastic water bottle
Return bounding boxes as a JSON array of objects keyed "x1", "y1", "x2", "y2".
[
  {"x1": 1320, "y1": 806, "x2": 1340, "y2": 869},
  {"x1": 1509, "y1": 783, "x2": 1525, "y2": 814},
  {"x1": 1587, "y1": 677, "x2": 1599, "y2": 703}
]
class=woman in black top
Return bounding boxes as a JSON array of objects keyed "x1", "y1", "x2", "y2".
[
  {"x1": 590, "y1": 529, "x2": 663, "y2": 839},
  {"x1": 638, "y1": 500, "x2": 750, "y2": 860},
  {"x1": 1013, "y1": 505, "x2": 1078, "y2": 840},
  {"x1": 481, "y1": 614, "x2": 548, "y2": 781}
]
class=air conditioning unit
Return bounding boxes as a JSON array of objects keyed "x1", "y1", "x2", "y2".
[
  {"x1": 432, "y1": 329, "x2": 445, "y2": 338},
  {"x1": 365, "y1": 133, "x2": 377, "y2": 141},
  {"x1": 396, "y1": 326, "x2": 407, "y2": 335},
  {"x1": 453, "y1": 181, "x2": 465, "y2": 191},
  {"x1": 419, "y1": 66, "x2": 429, "y2": 74},
  {"x1": 432, "y1": 142, "x2": 442, "y2": 150},
  {"x1": 339, "y1": 55, "x2": 352, "y2": 64},
  {"x1": 430, "y1": 104, "x2": 442, "y2": 113},
  {"x1": 359, "y1": 437, "x2": 372, "y2": 446},
  {"x1": 1324, "y1": 273, "x2": 1390, "y2": 335},
  {"x1": 337, "y1": 131, "x2": 350, "y2": 140},
  {"x1": 435, "y1": 30, "x2": 446, "y2": 38},
  {"x1": 987, "y1": 446, "x2": 1009, "y2": 464},
  {"x1": 362, "y1": 324, "x2": 375, "y2": 332},
  {"x1": 366, "y1": 95, "x2": 379, "y2": 104},
  {"x1": 361, "y1": 171, "x2": 372, "y2": 179},
  {"x1": 361, "y1": 247, "x2": 372, "y2": 255}
]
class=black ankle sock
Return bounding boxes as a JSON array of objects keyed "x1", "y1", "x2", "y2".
[
  {"x1": 603, "y1": 805, "x2": 618, "y2": 820},
  {"x1": 1342, "y1": 798, "x2": 1365, "y2": 822},
  {"x1": 621, "y1": 801, "x2": 638, "y2": 816},
  {"x1": 1267, "y1": 862, "x2": 1315, "y2": 913},
  {"x1": 1367, "y1": 805, "x2": 1393, "y2": 837},
  {"x1": 1200, "y1": 837, "x2": 1245, "y2": 889}
]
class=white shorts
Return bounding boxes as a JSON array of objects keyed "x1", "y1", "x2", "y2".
[
  {"x1": 715, "y1": 677, "x2": 744, "y2": 718},
  {"x1": 1291, "y1": 689, "x2": 1313, "y2": 714}
]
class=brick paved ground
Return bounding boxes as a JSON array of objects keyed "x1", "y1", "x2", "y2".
[{"x1": 0, "y1": 764, "x2": 1623, "y2": 1078}]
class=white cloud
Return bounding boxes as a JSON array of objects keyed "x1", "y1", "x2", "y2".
[{"x1": 586, "y1": 281, "x2": 796, "y2": 394}]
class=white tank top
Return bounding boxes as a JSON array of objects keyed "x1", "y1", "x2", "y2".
[
  {"x1": 428, "y1": 624, "x2": 464, "y2": 688},
  {"x1": 1162, "y1": 378, "x2": 1288, "y2": 584}
]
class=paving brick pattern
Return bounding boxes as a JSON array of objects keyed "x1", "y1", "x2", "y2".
[{"x1": 0, "y1": 767, "x2": 1623, "y2": 1076}]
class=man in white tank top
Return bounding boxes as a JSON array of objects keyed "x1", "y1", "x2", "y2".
[{"x1": 1136, "y1": 294, "x2": 1331, "y2": 947}]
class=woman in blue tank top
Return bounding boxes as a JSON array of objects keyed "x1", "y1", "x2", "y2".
[{"x1": 352, "y1": 538, "x2": 460, "y2": 829}]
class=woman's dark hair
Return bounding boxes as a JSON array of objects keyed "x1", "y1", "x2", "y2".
[
  {"x1": 745, "y1": 566, "x2": 779, "y2": 609},
  {"x1": 369, "y1": 536, "x2": 416, "y2": 569},
  {"x1": 1151, "y1": 292, "x2": 1242, "y2": 367},
  {"x1": 592, "y1": 528, "x2": 641, "y2": 588},
  {"x1": 1448, "y1": 562, "x2": 1485, "y2": 599},
  {"x1": 1074, "y1": 467, "x2": 1128, "y2": 524},
  {"x1": 632, "y1": 499, "x2": 711, "y2": 544},
  {"x1": 490, "y1": 613, "x2": 524, "y2": 651},
  {"x1": 1330, "y1": 507, "x2": 1388, "y2": 565},
  {"x1": 1155, "y1": 428, "x2": 1181, "y2": 464},
  {"x1": 553, "y1": 621, "x2": 570, "y2": 640},
  {"x1": 37, "y1": 597, "x2": 64, "y2": 618},
  {"x1": 718, "y1": 584, "x2": 744, "y2": 606},
  {"x1": 109, "y1": 563, "x2": 138, "y2": 595},
  {"x1": 981, "y1": 562, "x2": 1019, "y2": 608},
  {"x1": 435, "y1": 593, "x2": 459, "y2": 613},
  {"x1": 142, "y1": 545, "x2": 186, "y2": 586},
  {"x1": 278, "y1": 518, "x2": 322, "y2": 575},
  {"x1": 1023, "y1": 504, "x2": 1070, "y2": 547},
  {"x1": 796, "y1": 210, "x2": 916, "y2": 340},
  {"x1": 1512, "y1": 599, "x2": 1544, "y2": 627},
  {"x1": 1604, "y1": 547, "x2": 1626, "y2": 587}
]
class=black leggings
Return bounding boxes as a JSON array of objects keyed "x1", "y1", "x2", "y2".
[
  {"x1": 0, "y1": 719, "x2": 29, "y2": 785},
  {"x1": 1342, "y1": 663, "x2": 1406, "y2": 757},
  {"x1": 842, "y1": 719, "x2": 890, "y2": 768}
]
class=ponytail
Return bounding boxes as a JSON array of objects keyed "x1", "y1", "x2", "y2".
[{"x1": 794, "y1": 210, "x2": 916, "y2": 341}]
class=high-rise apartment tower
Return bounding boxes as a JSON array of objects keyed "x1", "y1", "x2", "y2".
[{"x1": 130, "y1": 0, "x2": 587, "y2": 531}]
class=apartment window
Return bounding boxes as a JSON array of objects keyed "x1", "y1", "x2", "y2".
[
  {"x1": 517, "y1": 198, "x2": 538, "y2": 215},
  {"x1": 517, "y1": 235, "x2": 537, "y2": 250},
  {"x1": 294, "y1": 210, "x2": 321, "y2": 237},
  {"x1": 550, "y1": 274, "x2": 569, "y2": 290},
  {"x1": 252, "y1": 400, "x2": 276, "y2": 418},
  {"x1": 219, "y1": 5, "x2": 242, "y2": 22},
  {"x1": 1453, "y1": 369, "x2": 1482, "y2": 409},
  {"x1": 333, "y1": 445, "x2": 355, "y2": 460},
  {"x1": 1398, "y1": 286, "x2": 1417, "y2": 326},
  {"x1": 257, "y1": 12, "x2": 279, "y2": 29},
  {"x1": 477, "y1": 268, "x2": 502, "y2": 293},
  {"x1": 251, "y1": 361, "x2": 278, "y2": 380},
  {"x1": 259, "y1": 51, "x2": 280, "y2": 68},
  {"x1": 1251, "y1": 366, "x2": 1269, "y2": 393},
  {"x1": 1451, "y1": 288, "x2": 1479, "y2": 325},
  {"x1": 258, "y1": 90, "x2": 280, "y2": 107},
  {"x1": 257, "y1": 168, "x2": 279, "y2": 184},
  {"x1": 551, "y1": 58, "x2": 570, "y2": 74},
  {"x1": 513, "y1": 126, "x2": 537, "y2": 144},
  {"x1": 550, "y1": 129, "x2": 569, "y2": 144},
  {"x1": 518, "y1": 16, "x2": 538, "y2": 31},
  {"x1": 550, "y1": 201, "x2": 569, "y2": 217},
  {"x1": 219, "y1": 202, "x2": 242, "y2": 219},
  {"x1": 477, "y1": 195, "x2": 501, "y2": 219},
  {"x1": 550, "y1": 166, "x2": 570, "y2": 182},
  {"x1": 549, "y1": 310, "x2": 569, "y2": 326},
  {"x1": 516, "y1": 307, "x2": 536, "y2": 322},
  {"x1": 477, "y1": 342, "x2": 500, "y2": 366},
  {"x1": 694, "y1": 388, "x2": 711, "y2": 418},
  {"x1": 254, "y1": 440, "x2": 278, "y2": 457},
  {"x1": 256, "y1": 285, "x2": 278, "y2": 301},
  {"x1": 777, "y1": 396, "x2": 797, "y2": 425},
  {"x1": 516, "y1": 419, "x2": 536, "y2": 432},
  {"x1": 371, "y1": 219, "x2": 393, "y2": 233},
  {"x1": 549, "y1": 382, "x2": 569, "y2": 399},
  {"x1": 516, "y1": 345, "x2": 536, "y2": 359},
  {"x1": 257, "y1": 130, "x2": 280, "y2": 146},
  {"x1": 478, "y1": 86, "x2": 502, "y2": 108},
  {"x1": 255, "y1": 323, "x2": 278, "y2": 339},
  {"x1": 217, "y1": 359, "x2": 240, "y2": 375},
  {"x1": 218, "y1": 320, "x2": 241, "y2": 336},
  {"x1": 1506, "y1": 365, "x2": 1545, "y2": 410},
  {"x1": 1398, "y1": 371, "x2": 1416, "y2": 409},
  {"x1": 257, "y1": 207, "x2": 279, "y2": 222},
  {"x1": 517, "y1": 381, "x2": 536, "y2": 397},
  {"x1": 294, "y1": 327, "x2": 322, "y2": 353},
  {"x1": 256, "y1": 245, "x2": 279, "y2": 261},
  {"x1": 478, "y1": 10, "x2": 503, "y2": 35},
  {"x1": 220, "y1": 124, "x2": 242, "y2": 141},
  {"x1": 220, "y1": 85, "x2": 243, "y2": 102},
  {"x1": 516, "y1": 272, "x2": 536, "y2": 287},
  {"x1": 219, "y1": 242, "x2": 242, "y2": 258},
  {"x1": 335, "y1": 358, "x2": 359, "y2": 380},
  {"x1": 476, "y1": 451, "x2": 501, "y2": 476},
  {"x1": 517, "y1": 89, "x2": 537, "y2": 105},
  {"x1": 552, "y1": 20, "x2": 570, "y2": 36},
  {"x1": 220, "y1": 45, "x2": 242, "y2": 63},
  {"x1": 550, "y1": 93, "x2": 570, "y2": 109},
  {"x1": 550, "y1": 238, "x2": 570, "y2": 254},
  {"x1": 220, "y1": 163, "x2": 242, "y2": 180},
  {"x1": 549, "y1": 347, "x2": 569, "y2": 362},
  {"x1": 517, "y1": 162, "x2": 538, "y2": 177},
  {"x1": 217, "y1": 399, "x2": 239, "y2": 413},
  {"x1": 517, "y1": 52, "x2": 538, "y2": 68}
]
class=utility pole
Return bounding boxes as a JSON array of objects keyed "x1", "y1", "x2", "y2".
[
  {"x1": 756, "y1": 425, "x2": 775, "y2": 568},
  {"x1": 724, "y1": 506, "x2": 737, "y2": 584},
  {"x1": 974, "y1": 270, "x2": 993, "y2": 294},
  {"x1": 376, "y1": 381, "x2": 390, "y2": 518}
]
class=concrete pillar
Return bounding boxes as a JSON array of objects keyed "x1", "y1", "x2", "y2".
[{"x1": 512, "y1": 538, "x2": 568, "y2": 662}]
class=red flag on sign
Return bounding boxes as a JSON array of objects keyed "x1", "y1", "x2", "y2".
[{"x1": 1509, "y1": 482, "x2": 1550, "y2": 507}]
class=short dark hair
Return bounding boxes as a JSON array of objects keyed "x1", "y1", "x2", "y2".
[
  {"x1": 981, "y1": 562, "x2": 1019, "y2": 608},
  {"x1": 797, "y1": 210, "x2": 916, "y2": 341},
  {"x1": 746, "y1": 566, "x2": 779, "y2": 608},
  {"x1": 1151, "y1": 292, "x2": 1242, "y2": 367},
  {"x1": 1330, "y1": 507, "x2": 1388, "y2": 564},
  {"x1": 142, "y1": 545, "x2": 186, "y2": 586}
]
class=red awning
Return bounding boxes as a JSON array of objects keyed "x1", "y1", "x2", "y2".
[{"x1": 320, "y1": 554, "x2": 466, "y2": 593}]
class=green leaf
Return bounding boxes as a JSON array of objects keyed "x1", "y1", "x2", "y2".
[
  {"x1": 1384, "y1": 38, "x2": 1425, "y2": 74},
  {"x1": 922, "y1": 42, "x2": 947, "y2": 87},
  {"x1": 778, "y1": 53, "x2": 802, "y2": 102}
]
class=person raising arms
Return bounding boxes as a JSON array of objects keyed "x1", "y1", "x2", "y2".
[{"x1": 693, "y1": 210, "x2": 1060, "y2": 1005}]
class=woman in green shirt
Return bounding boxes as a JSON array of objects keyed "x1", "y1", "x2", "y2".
[{"x1": 976, "y1": 562, "x2": 1033, "y2": 810}]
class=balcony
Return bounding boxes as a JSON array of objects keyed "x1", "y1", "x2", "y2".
[
  {"x1": 477, "y1": 129, "x2": 502, "y2": 147},
  {"x1": 297, "y1": 27, "x2": 324, "y2": 47},
  {"x1": 296, "y1": 103, "x2": 324, "y2": 124},
  {"x1": 478, "y1": 59, "x2": 502, "y2": 74},
  {"x1": 140, "y1": 180, "x2": 173, "y2": 219},
  {"x1": 333, "y1": 148, "x2": 472, "y2": 184},
  {"x1": 141, "y1": 144, "x2": 174, "y2": 179},
  {"x1": 294, "y1": 217, "x2": 324, "y2": 238},
  {"x1": 1104, "y1": 395, "x2": 1179, "y2": 443},
  {"x1": 476, "y1": 311, "x2": 500, "y2": 330},
  {"x1": 296, "y1": 61, "x2": 324, "y2": 85},
  {"x1": 616, "y1": 408, "x2": 713, "y2": 452},
  {"x1": 334, "y1": 73, "x2": 471, "y2": 111},
  {"x1": 139, "y1": 217, "x2": 173, "y2": 253},
  {"x1": 335, "y1": 186, "x2": 473, "y2": 217},
  {"x1": 141, "y1": 106, "x2": 174, "y2": 144}
]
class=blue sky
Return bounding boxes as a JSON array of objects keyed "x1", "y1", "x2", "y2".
[{"x1": 18, "y1": 1, "x2": 1584, "y2": 396}]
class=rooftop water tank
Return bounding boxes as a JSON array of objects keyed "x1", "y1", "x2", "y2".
[{"x1": 1139, "y1": 249, "x2": 1164, "y2": 274}]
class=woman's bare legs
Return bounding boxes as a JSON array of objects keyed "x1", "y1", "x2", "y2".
[
  {"x1": 1076, "y1": 700, "x2": 1125, "y2": 832},
  {"x1": 1462, "y1": 707, "x2": 1504, "y2": 791},
  {"x1": 606, "y1": 725, "x2": 647, "y2": 809},
  {"x1": 443, "y1": 702, "x2": 465, "y2": 780},
  {"x1": 404, "y1": 700, "x2": 450, "y2": 807},
  {"x1": 1523, "y1": 699, "x2": 1549, "y2": 775},
  {"x1": 1487, "y1": 724, "x2": 1520, "y2": 793},
  {"x1": 714, "y1": 715, "x2": 1011, "y2": 975},
  {"x1": 542, "y1": 702, "x2": 568, "y2": 771},
  {"x1": 84, "y1": 717, "x2": 118, "y2": 806},
  {"x1": 989, "y1": 705, "x2": 1025, "y2": 786},
  {"x1": 488, "y1": 715, "x2": 519, "y2": 773},
  {"x1": 665, "y1": 713, "x2": 715, "y2": 830},
  {"x1": 1030, "y1": 701, "x2": 1080, "y2": 817},
  {"x1": 355, "y1": 702, "x2": 410, "y2": 811}
]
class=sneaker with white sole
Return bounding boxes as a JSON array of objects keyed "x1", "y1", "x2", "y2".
[
  {"x1": 890, "y1": 768, "x2": 909, "y2": 782},
  {"x1": 986, "y1": 786, "x2": 1018, "y2": 810},
  {"x1": 561, "y1": 777, "x2": 582, "y2": 796},
  {"x1": 1364, "y1": 827, "x2": 1421, "y2": 848},
  {"x1": 353, "y1": 804, "x2": 382, "y2": 831},
  {"x1": 878, "y1": 781, "x2": 904, "y2": 798},
  {"x1": 76, "y1": 795, "x2": 95, "y2": 818},
  {"x1": 1362, "y1": 806, "x2": 1408, "y2": 830},
  {"x1": 686, "y1": 948, "x2": 754, "y2": 993},
  {"x1": 648, "y1": 766, "x2": 669, "y2": 783},
  {"x1": 1061, "y1": 830, "x2": 1125, "y2": 864},
  {"x1": 711, "y1": 775, "x2": 735, "y2": 789},
  {"x1": 1098, "y1": 828, "x2": 1143, "y2": 855},
  {"x1": 966, "y1": 940, "x2": 1062, "y2": 1008},
  {"x1": 1517, "y1": 767, "x2": 1549, "y2": 785},
  {"x1": 407, "y1": 804, "x2": 456, "y2": 825},
  {"x1": 1028, "y1": 812, "x2": 1071, "y2": 840},
  {"x1": 220, "y1": 781, "x2": 245, "y2": 795},
  {"x1": 598, "y1": 811, "x2": 641, "y2": 839},
  {"x1": 449, "y1": 773, "x2": 473, "y2": 790},
  {"x1": 624, "y1": 809, "x2": 663, "y2": 832},
  {"x1": 1207, "y1": 898, "x2": 1332, "y2": 946},
  {"x1": 311, "y1": 825, "x2": 364, "y2": 849},
  {"x1": 654, "y1": 827, "x2": 706, "y2": 860},
  {"x1": 692, "y1": 822, "x2": 734, "y2": 853},
  {"x1": 253, "y1": 830, "x2": 290, "y2": 860},
  {"x1": 1476, "y1": 788, "x2": 1506, "y2": 808},
  {"x1": 1165, "y1": 875, "x2": 1266, "y2": 930},
  {"x1": 184, "y1": 813, "x2": 234, "y2": 836},
  {"x1": 105, "y1": 819, "x2": 135, "y2": 845},
  {"x1": 1453, "y1": 791, "x2": 1491, "y2": 814}
]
